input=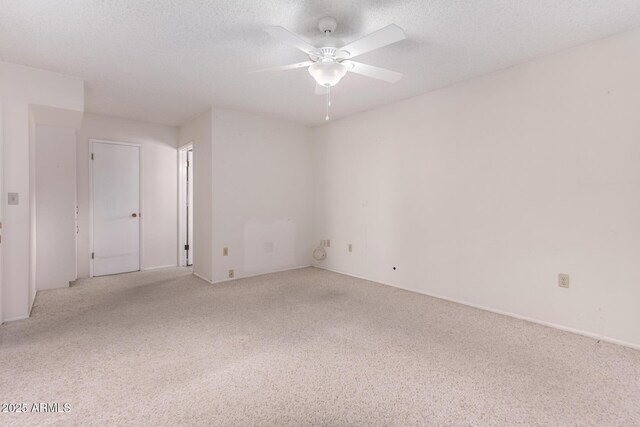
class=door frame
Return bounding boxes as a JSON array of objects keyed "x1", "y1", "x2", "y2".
[
  {"x1": 88, "y1": 139, "x2": 143, "y2": 278},
  {"x1": 177, "y1": 143, "x2": 193, "y2": 267}
]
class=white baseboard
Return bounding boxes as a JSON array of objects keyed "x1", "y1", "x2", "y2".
[
  {"x1": 3, "y1": 314, "x2": 29, "y2": 323},
  {"x1": 2, "y1": 292, "x2": 40, "y2": 324},
  {"x1": 193, "y1": 272, "x2": 213, "y2": 283},
  {"x1": 314, "y1": 265, "x2": 640, "y2": 351},
  {"x1": 30, "y1": 289, "x2": 37, "y2": 313},
  {"x1": 142, "y1": 264, "x2": 178, "y2": 272},
  {"x1": 211, "y1": 265, "x2": 312, "y2": 284}
]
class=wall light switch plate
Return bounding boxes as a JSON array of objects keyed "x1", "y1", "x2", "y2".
[
  {"x1": 8, "y1": 193, "x2": 19, "y2": 205},
  {"x1": 223, "y1": 247, "x2": 228, "y2": 256},
  {"x1": 559, "y1": 273, "x2": 570, "y2": 288},
  {"x1": 348, "y1": 244, "x2": 353, "y2": 252},
  {"x1": 228, "y1": 269, "x2": 234, "y2": 279}
]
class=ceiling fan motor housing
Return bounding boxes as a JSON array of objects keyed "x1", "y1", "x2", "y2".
[
  {"x1": 309, "y1": 46, "x2": 348, "y2": 63},
  {"x1": 319, "y1": 47, "x2": 337, "y2": 57}
]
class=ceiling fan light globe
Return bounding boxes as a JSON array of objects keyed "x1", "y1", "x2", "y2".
[{"x1": 308, "y1": 61, "x2": 347, "y2": 87}]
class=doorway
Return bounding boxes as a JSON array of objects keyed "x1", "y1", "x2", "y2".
[
  {"x1": 90, "y1": 140, "x2": 141, "y2": 277},
  {"x1": 178, "y1": 145, "x2": 193, "y2": 267}
]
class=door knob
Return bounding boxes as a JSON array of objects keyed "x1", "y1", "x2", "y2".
[{"x1": 131, "y1": 213, "x2": 138, "y2": 218}]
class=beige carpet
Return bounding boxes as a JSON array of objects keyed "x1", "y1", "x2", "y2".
[{"x1": 1, "y1": 267, "x2": 639, "y2": 426}]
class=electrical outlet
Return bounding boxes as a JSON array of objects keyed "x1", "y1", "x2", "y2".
[
  {"x1": 8, "y1": 193, "x2": 19, "y2": 205},
  {"x1": 559, "y1": 273, "x2": 570, "y2": 288},
  {"x1": 223, "y1": 247, "x2": 228, "y2": 256},
  {"x1": 348, "y1": 243, "x2": 352, "y2": 252},
  {"x1": 228, "y1": 269, "x2": 234, "y2": 279}
]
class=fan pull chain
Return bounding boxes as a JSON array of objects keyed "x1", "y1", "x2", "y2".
[{"x1": 325, "y1": 85, "x2": 331, "y2": 121}]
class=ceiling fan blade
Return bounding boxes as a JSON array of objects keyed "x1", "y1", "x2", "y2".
[
  {"x1": 315, "y1": 84, "x2": 328, "y2": 95},
  {"x1": 339, "y1": 24, "x2": 406, "y2": 58},
  {"x1": 264, "y1": 26, "x2": 317, "y2": 54},
  {"x1": 343, "y1": 61, "x2": 403, "y2": 83},
  {"x1": 249, "y1": 61, "x2": 313, "y2": 74}
]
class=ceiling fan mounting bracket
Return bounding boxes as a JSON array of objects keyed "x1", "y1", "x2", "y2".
[{"x1": 318, "y1": 17, "x2": 337, "y2": 34}]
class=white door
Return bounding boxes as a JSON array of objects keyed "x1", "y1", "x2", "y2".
[{"x1": 92, "y1": 141, "x2": 140, "y2": 276}]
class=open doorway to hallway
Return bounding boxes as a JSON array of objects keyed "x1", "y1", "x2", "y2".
[{"x1": 178, "y1": 144, "x2": 193, "y2": 267}]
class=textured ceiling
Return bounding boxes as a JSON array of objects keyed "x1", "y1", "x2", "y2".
[{"x1": 2, "y1": 1, "x2": 640, "y2": 126}]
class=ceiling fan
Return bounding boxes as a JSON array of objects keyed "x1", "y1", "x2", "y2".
[{"x1": 251, "y1": 17, "x2": 406, "y2": 120}]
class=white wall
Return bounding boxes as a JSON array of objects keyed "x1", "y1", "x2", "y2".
[
  {"x1": 211, "y1": 108, "x2": 314, "y2": 282},
  {"x1": 28, "y1": 113, "x2": 37, "y2": 307},
  {"x1": 0, "y1": 61, "x2": 84, "y2": 322},
  {"x1": 3, "y1": 103, "x2": 34, "y2": 321},
  {"x1": 0, "y1": 101, "x2": 4, "y2": 323},
  {"x1": 35, "y1": 125, "x2": 77, "y2": 290},
  {"x1": 312, "y1": 29, "x2": 640, "y2": 348},
  {"x1": 178, "y1": 108, "x2": 314, "y2": 283},
  {"x1": 76, "y1": 113, "x2": 179, "y2": 278},
  {"x1": 179, "y1": 109, "x2": 213, "y2": 282}
]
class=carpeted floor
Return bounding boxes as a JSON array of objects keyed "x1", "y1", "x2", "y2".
[{"x1": 1, "y1": 267, "x2": 639, "y2": 426}]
